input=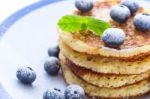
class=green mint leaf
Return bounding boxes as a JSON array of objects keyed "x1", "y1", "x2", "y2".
[
  {"x1": 57, "y1": 15, "x2": 84, "y2": 32},
  {"x1": 81, "y1": 23, "x2": 87, "y2": 31},
  {"x1": 57, "y1": 15, "x2": 111, "y2": 36},
  {"x1": 86, "y1": 17, "x2": 111, "y2": 36}
]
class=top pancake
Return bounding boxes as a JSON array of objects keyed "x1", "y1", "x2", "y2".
[
  {"x1": 59, "y1": 41, "x2": 150, "y2": 74},
  {"x1": 59, "y1": 0, "x2": 150, "y2": 59}
]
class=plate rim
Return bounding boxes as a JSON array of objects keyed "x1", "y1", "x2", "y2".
[{"x1": 0, "y1": 0, "x2": 64, "y2": 40}]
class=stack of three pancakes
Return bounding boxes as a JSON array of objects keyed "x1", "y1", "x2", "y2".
[{"x1": 58, "y1": 0, "x2": 150, "y2": 98}]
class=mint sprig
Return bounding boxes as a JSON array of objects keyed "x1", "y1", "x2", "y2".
[{"x1": 57, "y1": 15, "x2": 111, "y2": 36}]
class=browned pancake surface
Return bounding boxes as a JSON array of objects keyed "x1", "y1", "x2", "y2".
[{"x1": 73, "y1": 0, "x2": 150, "y2": 50}]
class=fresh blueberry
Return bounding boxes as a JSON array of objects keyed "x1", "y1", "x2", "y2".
[
  {"x1": 110, "y1": 5, "x2": 131, "y2": 23},
  {"x1": 134, "y1": 13, "x2": 150, "y2": 31},
  {"x1": 44, "y1": 57, "x2": 60, "y2": 75},
  {"x1": 43, "y1": 88, "x2": 65, "y2": 99},
  {"x1": 48, "y1": 45, "x2": 60, "y2": 57},
  {"x1": 65, "y1": 84, "x2": 85, "y2": 99},
  {"x1": 121, "y1": 0, "x2": 139, "y2": 14},
  {"x1": 75, "y1": 0, "x2": 93, "y2": 13},
  {"x1": 102, "y1": 28, "x2": 125, "y2": 48},
  {"x1": 16, "y1": 67, "x2": 36, "y2": 84}
]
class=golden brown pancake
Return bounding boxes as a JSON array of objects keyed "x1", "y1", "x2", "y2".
[
  {"x1": 59, "y1": 0, "x2": 150, "y2": 59},
  {"x1": 60, "y1": 56, "x2": 150, "y2": 99},
  {"x1": 65, "y1": 58, "x2": 150, "y2": 88},
  {"x1": 59, "y1": 41, "x2": 150, "y2": 74},
  {"x1": 60, "y1": 53, "x2": 150, "y2": 88}
]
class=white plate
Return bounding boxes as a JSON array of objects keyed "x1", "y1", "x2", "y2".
[
  {"x1": 0, "y1": 1, "x2": 74, "y2": 99},
  {"x1": 0, "y1": 0, "x2": 149, "y2": 99}
]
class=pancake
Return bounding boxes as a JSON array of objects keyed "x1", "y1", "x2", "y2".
[
  {"x1": 59, "y1": 0, "x2": 150, "y2": 59},
  {"x1": 59, "y1": 41, "x2": 150, "y2": 74},
  {"x1": 60, "y1": 58, "x2": 150, "y2": 99},
  {"x1": 60, "y1": 53, "x2": 150, "y2": 88}
]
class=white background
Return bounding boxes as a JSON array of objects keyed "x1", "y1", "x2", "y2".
[{"x1": 0, "y1": 0, "x2": 38, "y2": 23}]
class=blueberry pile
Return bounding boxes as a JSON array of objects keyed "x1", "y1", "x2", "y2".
[
  {"x1": 110, "y1": 0, "x2": 139, "y2": 23},
  {"x1": 103, "y1": 0, "x2": 150, "y2": 48},
  {"x1": 16, "y1": 45, "x2": 60, "y2": 84},
  {"x1": 16, "y1": 44, "x2": 85, "y2": 99},
  {"x1": 45, "y1": 45, "x2": 60, "y2": 75},
  {"x1": 43, "y1": 85, "x2": 85, "y2": 99},
  {"x1": 110, "y1": 0, "x2": 150, "y2": 31}
]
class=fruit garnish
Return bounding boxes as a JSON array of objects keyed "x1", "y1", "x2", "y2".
[
  {"x1": 48, "y1": 45, "x2": 60, "y2": 57},
  {"x1": 65, "y1": 84, "x2": 85, "y2": 99},
  {"x1": 134, "y1": 13, "x2": 150, "y2": 31},
  {"x1": 75, "y1": 0, "x2": 93, "y2": 13},
  {"x1": 121, "y1": 0, "x2": 139, "y2": 14},
  {"x1": 110, "y1": 5, "x2": 131, "y2": 23},
  {"x1": 102, "y1": 28, "x2": 125, "y2": 48},
  {"x1": 44, "y1": 57, "x2": 60, "y2": 75},
  {"x1": 58, "y1": 15, "x2": 111, "y2": 36},
  {"x1": 43, "y1": 88, "x2": 65, "y2": 99},
  {"x1": 16, "y1": 67, "x2": 36, "y2": 84}
]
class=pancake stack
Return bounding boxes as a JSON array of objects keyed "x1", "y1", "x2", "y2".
[{"x1": 58, "y1": 0, "x2": 150, "y2": 98}]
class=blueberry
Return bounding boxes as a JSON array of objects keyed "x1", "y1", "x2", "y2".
[
  {"x1": 121, "y1": 0, "x2": 139, "y2": 14},
  {"x1": 75, "y1": 0, "x2": 93, "y2": 13},
  {"x1": 65, "y1": 84, "x2": 85, "y2": 99},
  {"x1": 102, "y1": 28, "x2": 125, "y2": 48},
  {"x1": 48, "y1": 45, "x2": 60, "y2": 57},
  {"x1": 110, "y1": 5, "x2": 131, "y2": 23},
  {"x1": 16, "y1": 67, "x2": 36, "y2": 84},
  {"x1": 134, "y1": 13, "x2": 150, "y2": 31},
  {"x1": 43, "y1": 88, "x2": 65, "y2": 99},
  {"x1": 44, "y1": 57, "x2": 60, "y2": 75}
]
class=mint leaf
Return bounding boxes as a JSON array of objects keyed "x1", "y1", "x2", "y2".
[
  {"x1": 86, "y1": 17, "x2": 111, "y2": 36},
  {"x1": 81, "y1": 23, "x2": 87, "y2": 31},
  {"x1": 57, "y1": 15, "x2": 111, "y2": 36},
  {"x1": 58, "y1": 15, "x2": 84, "y2": 32}
]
